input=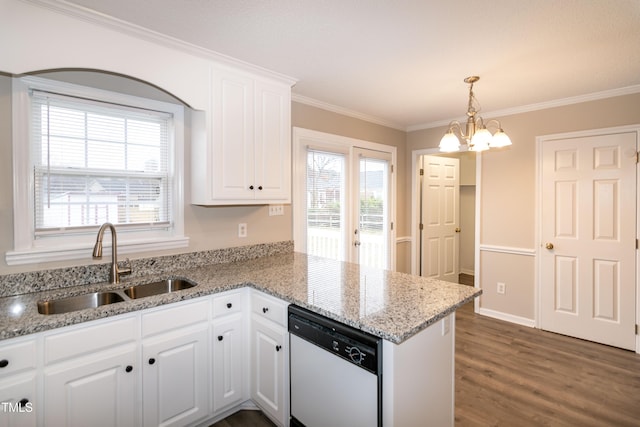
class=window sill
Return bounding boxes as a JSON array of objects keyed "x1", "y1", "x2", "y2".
[{"x1": 5, "y1": 236, "x2": 190, "y2": 266}]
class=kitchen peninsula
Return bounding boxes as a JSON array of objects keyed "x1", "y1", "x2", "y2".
[{"x1": 0, "y1": 242, "x2": 480, "y2": 426}]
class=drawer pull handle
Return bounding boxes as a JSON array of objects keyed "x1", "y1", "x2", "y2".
[
  {"x1": 148, "y1": 358, "x2": 156, "y2": 365},
  {"x1": 0, "y1": 359, "x2": 8, "y2": 368},
  {"x1": 18, "y1": 398, "x2": 29, "y2": 408},
  {"x1": 275, "y1": 345, "x2": 282, "y2": 352},
  {"x1": 125, "y1": 365, "x2": 133, "y2": 373},
  {"x1": 227, "y1": 303, "x2": 232, "y2": 309},
  {"x1": 218, "y1": 335, "x2": 223, "y2": 341},
  {"x1": 262, "y1": 307, "x2": 269, "y2": 313}
]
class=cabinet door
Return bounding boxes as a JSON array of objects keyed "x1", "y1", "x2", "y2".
[
  {"x1": 142, "y1": 325, "x2": 209, "y2": 427},
  {"x1": 251, "y1": 316, "x2": 287, "y2": 425},
  {"x1": 211, "y1": 68, "x2": 255, "y2": 200},
  {"x1": 212, "y1": 313, "x2": 245, "y2": 413},
  {"x1": 0, "y1": 374, "x2": 36, "y2": 427},
  {"x1": 43, "y1": 345, "x2": 137, "y2": 427},
  {"x1": 254, "y1": 79, "x2": 291, "y2": 202}
]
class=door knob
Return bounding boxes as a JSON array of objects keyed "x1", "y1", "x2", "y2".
[{"x1": 545, "y1": 242, "x2": 554, "y2": 250}]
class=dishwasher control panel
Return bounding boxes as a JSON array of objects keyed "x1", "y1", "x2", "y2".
[{"x1": 288, "y1": 305, "x2": 380, "y2": 374}]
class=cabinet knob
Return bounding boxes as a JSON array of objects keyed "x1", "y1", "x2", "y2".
[
  {"x1": 275, "y1": 345, "x2": 282, "y2": 352},
  {"x1": 226, "y1": 303, "x2": 232, "y2": 309},
  {"x1": 249, "y1": 185, "x2": 254, "y2": 190},
  {"x1": 258, "y1": 186, "x2": 263, "y2": 190},
  {"x1": 18, "y1": 398, "x2": 29, "y2": 408},
  {"x1": 262, "y1": 307, "x2": 269, "y2": 313},
  {"x1": 148, "y1": 358, "x2": 156, "y2": 365},
  {"x1": 125, "y1": 365, "x2": 133, "y2": 373},
  {"x1": 0, "y1": 359, "x2": 8, "y2": 368},
  {"x1": 218, "y1": 335, "x2": 223, "y2": 341}
]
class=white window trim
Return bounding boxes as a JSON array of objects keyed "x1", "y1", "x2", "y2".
[
  {"x1": 7, "y1": 76, "x2": 188, "y2": 266},
  {"x1": 292, "y1": 127, "x2": 397, "y2": 271}
]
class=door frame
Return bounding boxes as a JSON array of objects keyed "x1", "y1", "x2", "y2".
[
  {"x1": 292, "y1": 127, "x2": 397, "y2": 270},
  {"x1": 535, "y1": 124, "x2": 640, "y2": 354},
  {"x1": 410, "y1": 147, "x2": 481, "y2": 312}
]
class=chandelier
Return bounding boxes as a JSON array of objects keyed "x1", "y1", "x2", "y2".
[{"x1": 439, "y1": 76, "x2": 512, "y2": 152}]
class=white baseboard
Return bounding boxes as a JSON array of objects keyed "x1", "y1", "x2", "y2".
[
  {"x1": 459, "y1": 268, "x2": 474, "y2": 276},
  {"x1": 477, "y1": 307, "x2": 536, "y2": 328}
]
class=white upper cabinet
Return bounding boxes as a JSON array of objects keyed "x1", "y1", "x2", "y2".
[
  {"x1": 191, "y1": 66, "x2": 292, "y2": 205},
  {"x1": 2, "y1": 1, "x2": 295, "y2": 207}
]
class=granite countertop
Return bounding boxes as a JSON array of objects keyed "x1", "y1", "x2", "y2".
[{"x1": 0, "y1": 252, "x2": 481, "y2": 344}]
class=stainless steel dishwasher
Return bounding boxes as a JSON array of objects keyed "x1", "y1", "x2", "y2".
[{"x1": 288, "y1": 305, "x2": 382, "y2": 427}]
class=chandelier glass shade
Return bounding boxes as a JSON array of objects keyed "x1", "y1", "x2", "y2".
[{"x1": 439, "y1": 76, "x2": 512, "y2": 153}]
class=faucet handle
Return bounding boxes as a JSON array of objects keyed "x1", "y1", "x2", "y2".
[{"x1": 118, "y1": 258, "x2": 133, "y2": 277}]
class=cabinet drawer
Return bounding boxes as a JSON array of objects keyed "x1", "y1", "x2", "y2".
[
  {"x1": 45, "y1": 316, "x2": 137, "y2": 365},
  {"x1": 142, "y1": 299, "x2": 209, "y2": 337},
  {"x1": 212, "y1": 289, "x2": 245, "y2": 318},
  {"x1": 0, "y1": 338, "x2": 37, "y2": 377},
  {"x1": 251, "y1": 290, "x2": 287, "y2": 327}
]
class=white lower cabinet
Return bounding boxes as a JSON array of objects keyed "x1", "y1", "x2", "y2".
[
  {"x1": 42, "y1": 316, "x2": 138, "y2": 427},
  {"x1": 250, "y1": 291, "x2": 289, "y2": 427},
  {"x1": 0, "y1": 336, "x2": 38, "y2": 427},
  {"x1": 0, "y1": 373, "x2": 37, "y2": 427},
  {"x1": 0, "y1": 288, "x2": 294, "y2": 427},
  {"x1": 211, "y1": 289, "x2": 247, "y2": 414},
  {"x1": 142, "y1": 326, "x2": 209, "y2": 427},
  {"x1": 141, "y1": 299, "x2": 210, "y2": 427},
  {"x1": 43, "y1": 344, "x2": 137, "y2": 426}
]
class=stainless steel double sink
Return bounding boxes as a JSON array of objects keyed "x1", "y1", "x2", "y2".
[{"x1": 37, "y1": 278, "x2": 196, "y2": 315}]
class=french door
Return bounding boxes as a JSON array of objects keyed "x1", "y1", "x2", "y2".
[
  {"x1": 353, "y1": 148, "x2": 392, "y2": 268},
  {"x1": 294, "y1": 129, "x2": 394, "y2": 270}
]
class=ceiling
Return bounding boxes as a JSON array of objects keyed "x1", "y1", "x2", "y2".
[{"x1": 61, "y1": 0, "x2": 640, "y2": 130}]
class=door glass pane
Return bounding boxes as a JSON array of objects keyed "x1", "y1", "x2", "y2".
[
  {"x1": 306, "y1": 150, "x2": 346, "y2": 261},
  {"x1": 358, "y1": 157, "x2": 389, "y2": 269}
]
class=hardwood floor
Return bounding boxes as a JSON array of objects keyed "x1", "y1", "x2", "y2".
[
  {"x1": 455, "y1": 301, "x2": 640, "y2": 426},
  {"x1": 210, "y1": 410, "x2": 276, "y2": 427},
  {"x1": 214, "y1": 275, "x2": 640, "y2": 426}
]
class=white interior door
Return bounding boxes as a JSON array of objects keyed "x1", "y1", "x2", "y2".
[
  {"x1": 420, "y1": 155, "x2": 460, "y2": 282},
  {"x1": 540, "y1": 130, "x2": 637, "y2": 350}
]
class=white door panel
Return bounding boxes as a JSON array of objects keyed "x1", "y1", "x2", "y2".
[
  {"x1": 421, "y1": 155, "x2": 460, "y2": 282},
  {"x1": 540, "y1": 131, "x2": 636, "y2": 350}
]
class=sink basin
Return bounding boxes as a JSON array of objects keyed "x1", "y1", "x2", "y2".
[
  {"x1": 123, "y1": 278, "x2": 196, "y2": 299},
  {"x1": 37, "y1": 278, "x2": 197, "y2": 315},
  {"x1": 38, "y1": 292, "x2": 125, "y2": 315}
]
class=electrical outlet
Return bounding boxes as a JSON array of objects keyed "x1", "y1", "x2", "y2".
[
  {"x1": 238, "y1": 223, "x2": 247, "y2": 238},
  {"x1": 497, "y1": 282, "x2": 506, "y2": 295},
  {"x1": 268, "y1": 205, "x2": 284, "y2": 216}
]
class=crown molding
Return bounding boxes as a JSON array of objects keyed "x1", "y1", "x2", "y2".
[
  {"x1": 291, "y1": 93, "x2": 405, "y2": 131},
  {"x1": 21, "y1": 0, "x2": 297, "y2": 86},
  {"x1": 22, "y1": 1, "x2": 639, "y2": 134},
  {"x1": 406, "y1": 84, "x2": 640, "y2": 132}
]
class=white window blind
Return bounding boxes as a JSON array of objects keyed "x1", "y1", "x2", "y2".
[{"x1": 31, "y1": 89, "x2": 173, "y2": 236}]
